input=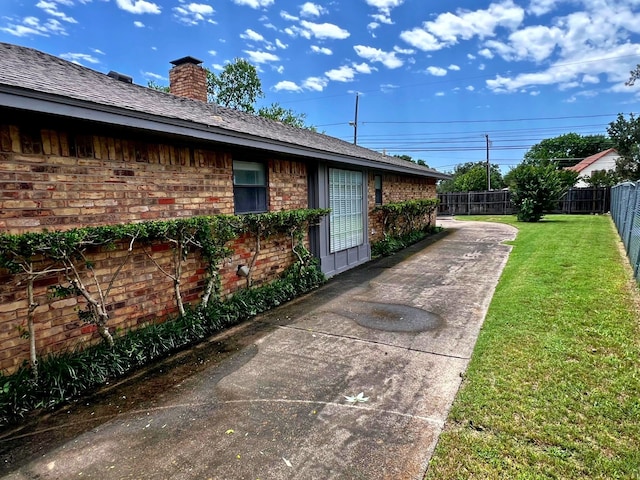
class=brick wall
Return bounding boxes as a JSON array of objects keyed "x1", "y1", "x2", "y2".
[
  {"x1": 0, "y1": 117, "x2": 308, "y2": 373},
  {"x1": 368, "y1": 172, "x2": 438, "y2": 243}
]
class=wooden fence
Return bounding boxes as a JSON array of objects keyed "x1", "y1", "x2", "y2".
[{"x1": 438, "y1": 187, "x2": 611, "y2": 216}]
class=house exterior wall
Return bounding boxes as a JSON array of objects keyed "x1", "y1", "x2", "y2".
[
  {"x1": 0, "y1": 116, "x2": 307, "y2": 373},
  {"x1": 367, "y1": 172, "x2": 438, "y2": 243},
  {"x1": 574, "y1": 152, "x2": 620, "y2": 187}
]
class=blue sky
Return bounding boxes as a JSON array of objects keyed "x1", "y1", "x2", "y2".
[{"x1": 1, "y1": 0, "x2": 640, "y2": 173}]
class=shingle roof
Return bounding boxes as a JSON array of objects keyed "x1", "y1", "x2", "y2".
[
  {"x1": 565, "y1": 148, "x2": 619, "y2": 173},
  {"x1": 0, "y1": 42, "x2": 449, "y2": 180}
]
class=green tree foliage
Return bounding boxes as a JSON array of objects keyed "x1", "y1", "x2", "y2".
[
  {"x1": 257, "y1": 102, "x2": 317, "y2": 131},
  {"x1": 523, "y1": 133, "x2": 614, "y2": 166},
  {"x1": 583, "y1": 169, "x2": 618, "y2": 187},
  {"x1": 393, "y1": 154, "x2": 428, "y2": 167},
  {"x1": 207, "y1": 58, "x2": 264, "y2": 112},
  {"x1": 147, "y1": 80, "x2": 170, "y2": 93},
  {"x1": 438, "y1": 162, "x2": 504, "y2": 193},
  {"x1": 510, "y1": 163, "x2": 564, "y2": 222},
  {"x1": 625, "y1": 64, "x2": 640, "y2": 86},
  {"x1": 148, "y1": 59, "x2": 312, "y2": 129},
  {"x1": 607, "y1": 113, "x2": 640, "y2": 181}
]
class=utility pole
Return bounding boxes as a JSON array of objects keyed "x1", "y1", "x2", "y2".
[
  {"x1": 485, "y1": 134, "x2": 491, "y2": 191},
  {"x1": 349, "y1": 93, "x2": 359, "y2": 145}
]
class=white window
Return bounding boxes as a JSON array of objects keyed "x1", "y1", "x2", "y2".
[{"x1": 329, "y1": 168, "x2": 364, "y2": 252}]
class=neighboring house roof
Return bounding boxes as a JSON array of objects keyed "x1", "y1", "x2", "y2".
[
  {"x1": 566, "y1": 148, "x2": 619, "y2": 173},
  {"x1": 0, "y1": 42, "x2": 450, "y2": 180}
]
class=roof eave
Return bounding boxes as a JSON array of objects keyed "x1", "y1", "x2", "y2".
[{"x1": 0, "y1": 87, "x2": 451, "y2": 180}]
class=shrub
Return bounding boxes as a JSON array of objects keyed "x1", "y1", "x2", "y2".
[
  {"x1": 510, "y1": 164, "x2": 564, "y2": 222},
  {"x1": 0, "y1": 260, "x2": 326, "y2": 426}
]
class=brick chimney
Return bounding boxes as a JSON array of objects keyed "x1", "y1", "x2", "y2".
[{"x1": 169, "y1": 56, "x2": 207, "y2": 102}]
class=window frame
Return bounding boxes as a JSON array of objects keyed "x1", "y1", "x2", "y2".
[
  {"x1": 374, "y1": 174, "x2": 383, "y2": 205},
  {"x1": 233, "y1": 160, "x2": 268, "y2": 214},
  {"x1": 329, "y1": 168, "x2": 364, "y2": 253}
]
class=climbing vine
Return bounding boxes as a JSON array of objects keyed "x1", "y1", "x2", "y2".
[
  {"x1": 373, "y1": 198, "x2": 439, "y2": 238},
  {"x1": 0, "y1": 208, "x2": 329, "y2": 379}
]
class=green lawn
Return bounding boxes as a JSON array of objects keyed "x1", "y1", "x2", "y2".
[{"x1": 426, "y1": 215, "x2": 640, "y2": 480}]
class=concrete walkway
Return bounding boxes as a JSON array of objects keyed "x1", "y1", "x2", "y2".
[{"x1": 2, "y1": 219, "x2": 516, "y2": 480}]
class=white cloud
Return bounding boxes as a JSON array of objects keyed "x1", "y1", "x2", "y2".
[
  {"x1": 380, "y1": 83, "x2": 398, "y2": 93},
  {"x1": 36, "y1": 1, "x2": 77, "y2": 23},
  {"x1": 467, "y1": 53, "x2": 476, "y2": 59},
  {"x1": 353, "y1": 45, "x2": 402, "y2": 69},
  {"x1": 353, "y1": 62, "x2": 375, "y2": 74},
  {"x1": 448, "y1": 64, "x2": 460, "y2": 70},
  {"x1": 274, "y1": 80, "x2": 302, "y2": 92},
  {"x1": 401, "y1": 0, "x2": 524, "y2": 51},
  {"x1": 478, "y1": 63, "x2": 486, "y2": 70},
  {"x1": 365, "y1": 0, "x2": 403, "y2": 15},
  {"x1": 530, "y1": 90, "x2": 541, "y2": 96},
  {"x1": 284, "y1": 25, "x2": 311, "y2": 39},
  {"x1": 143, "y1": 71, "x2": 166, "y2": 80},
  {"x1": 243, "y1": 50, "x2": 279, "y2": 63},
  {"x1": 275, "y1": 65, "x2": 284, "y2": 74},
  {"x1": 275, "y1": 39, "x2": 287, "y2": 49},
  {"x1": 212, "y1": 63, "x2": 224, "y2": 71},
  {"x1": 240, "y1": 28, "x2": 265, "y2": 42},
  {"x1": 60, "y1": 52, "x2": 100, "y2": 65},
  {"x1": 133, "y1": 20, "x2": 145, "y2": 27},
  {"x1": 370, "y1": 13, "x2": 393, "y2": 24},
  {"x1": 300, "y1": 2, "x2": 327, "y2": 17},
  {"x1": 325, "y1": 65, "x2": 356, "y2": 82},
  {"x1": 367, "y1": 22, "x2": 379, "y2": 35},
  {"x1": 303, "y1": 76, "x2": 328, "y2": 91},
  {"x1": 426, "y1": 66, "x2": 447, "y2": 76},
  {"x1": 484, "y1": 3, "x2": 640, "y2": 94},
  {"x1": 399, "y1": 28, "x2": 442, "y2": 51},
  {"x1": 311, "y1": 45, "x2": 332, "y2": 55},
  {"x1": 1, "y1": 16, "x2": 67, "y2": 36},
  {"x1": 280, "y1": 10, "x2": 298, "y2": 21},
  {"x1": 466, "y1": 85, "x2": 475, "y2": 91},
  {"x1": 173, "y1": 3, "x2": 215, "y2": 25},
  {"x1": 232, "y1": 0, "x2": 274, "y2": 8},
  {"x1": 393, "y1": 46, "x2": 414, "y2": 54},
  {"x1": 115, "y1": 0, "x2": 161, "y2": 14},
  {"x1": 583, "y1": 74, "x2": 599, "y2": 84},
  {"x1": 528, "y1": 0, "x2": 558, "y2": 16},
  {"x1": 478, "y1": 48, "x2": 494, "y2": 59},
  {"x1": 208, "y1": 49, "x2": 217, "y2": 56},
  {"x1": 484, "y1": 25, "x2": 561, "y2": 62},
  {"x1": 435, "y1": 91, "x2": 445, "y2": 96},
  {"x1": 299, "y1": 20, "x2": 350, "y2": 39}
]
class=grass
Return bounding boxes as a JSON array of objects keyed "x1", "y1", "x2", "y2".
[{"x1": 426, "y1": 215, "x2": 640, "y2": 480}]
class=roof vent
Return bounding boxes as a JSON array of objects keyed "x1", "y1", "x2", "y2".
[{"x1": 107, "y1": 71, "x2": 133, "y2": 84}]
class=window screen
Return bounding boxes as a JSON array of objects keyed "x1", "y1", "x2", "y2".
[
  {"x1": 233, "y1": 160, "x2": 267, "y2": 214},
  {"x1": 329, "y1": 168, "x2": 364, "y2": 253}
]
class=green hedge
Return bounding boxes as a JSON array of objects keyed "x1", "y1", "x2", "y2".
[{"x1": 0, "y1": 258, "x2": 325, "y2": 426}]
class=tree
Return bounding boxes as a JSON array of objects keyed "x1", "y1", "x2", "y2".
[
  {"x1": 148, "y1": 59, "x2": 313, "y2": 129},
  {"x1": 437, "y1": 161, "x2": 504, "y2": 193},
  {"x1": 207, "y1": 58, "x2": 264, "y2": 113},
  {"x1": 625, "y1": 64, "x2": 640, "y2": 86},
  {"x1": 607, "y1": 113, "x2": 640, "y2": 181},
  {"x1": 583, "y1": 169, "x2": 618, "y2": 187},
  {"x1": 524, "y1": 133, "x2": 614, "y2": 166},
  {"x1": 147, "y1": 80, "x2": 170, "y2": 93},
  {"x1": 393, "y1": 154, "x2": 429, "y2": 167},
  {"x1": 510, "y1": 163, "x2": 564, "y2": 222},
  {"x1": 257, "y1": 103, "x2": 316, "y2": 131}
]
